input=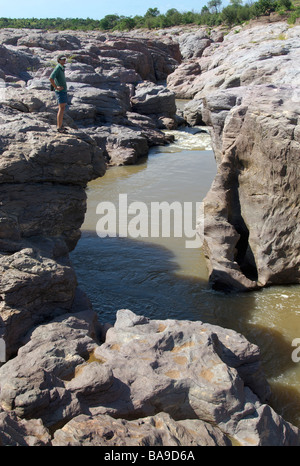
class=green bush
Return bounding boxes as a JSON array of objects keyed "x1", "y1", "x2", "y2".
[
  {"x1": 288, "y1": 6, "x2": 300, "y2": 22},
  {"x1": 221, "y1": 5, "x2": 239, "y2": 25},
  {"x1": 252, "y1": 0, "x2": 277, "y2": 15},
  {"x1": 0, "y1": 0, "x2": 296, "y2": 32}
]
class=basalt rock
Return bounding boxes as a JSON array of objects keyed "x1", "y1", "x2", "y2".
[
  {"x1": 0, "y1": 43, "x2": 40, "y2": 82},
  {"x1": 177, "y1": 30, "x2": 211, "y2": 60},
  {"x1": 0, "y1": 410, "x2": 51, "y2": 446},
  {"x1": 85, "y1": 125, "x2": 149, "y2": 166},
  {"x1": 131, "y1": 81, "x2": 177, "y2": 129}
]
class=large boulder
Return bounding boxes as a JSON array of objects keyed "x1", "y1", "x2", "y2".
[
  {"x1": 131, "y1": 82, "x2": 176, "y2": 115},
  {"x1": 68, "y1": 84, "x2": 131, "y2": 124},
  {"x1": 86, "y1": 124, "x2": 149, "y2": 165},
  {"x1": 177, "y1": 30, "x2": 211, "y2": 60},
  {"x1": 0, "y1": 311, "x2": 100, "y2": 424},
  {"x1": 200, "y1": 84, "x2": 300, "y2": 290},
  {"x1": 0, "y1": 112, "x2": 106, "y2": 185},
  {"x1": 0, "y1": 411, "x2": 51, "y2": 446},
  {"x1": 0, "y1": 44, "x2": 40, "y2": 81},
  {"x1": 0, "y1": 309, "x2": 298, "y2": 446},
  {"x1": 131, "y1": 82, "x2": 177, "y2": 129},
  {"x1": 52, "y1": 411, "x2": 231, "y2": 446}
]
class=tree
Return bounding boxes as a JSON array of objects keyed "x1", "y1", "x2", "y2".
[
  {"x1": 252, "y1": 0, "x2": 277, "y2": 15},
  {"x1": 221, "y1": 5, "x2": 239, "y2": 24},
  {"x1": 166, "y1": 8, "x2": 180, "y2": 16},
  {"x1": 115, "y1": 16, "x2": 136, "y2": 31},
  {"x1": 207, "y1": 0, "x2": 222, "y2": 13},
  {"x1": 276, "y1": 0, "x2": 292, "y2": 9},
  {"x1": 230, "y1": 0, "x2": 243, "y2": 5},
  {"x1": 145, "y1": 7, "x2": 160, "y2": 17},
  {"x1": 201, "y1": 5, "x2": 210, "y2": 13},
  {"x1": 98, "y1": 14, "x2": 120, "y2": 30}
]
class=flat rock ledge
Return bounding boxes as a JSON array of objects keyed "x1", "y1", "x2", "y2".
[
  {"x1": 0, "y1": 309, "x2": 299, "y2": 446},
  {"x1": 0, "y1": 27, "x2": 181, "y2": 167}
]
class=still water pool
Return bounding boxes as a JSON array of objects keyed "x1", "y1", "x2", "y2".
[{"x1": 70, "y1": 127, "x2": 300, "y2": 428}]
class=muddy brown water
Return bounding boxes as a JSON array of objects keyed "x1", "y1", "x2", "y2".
[{"x1": 70, "y1": 126, "x2": 300, "y2": 429}]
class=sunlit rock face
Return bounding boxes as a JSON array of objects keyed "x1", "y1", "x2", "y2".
[
  {"x1": 167, "y1": 20, "x2": 300, "y2": 291},
  {"x1": 1, "y1": 309, "x2": 299, "y2": 446},
  {"x1": 0, "y1": 22, "x2": 299, "y2": 447},
  {"x1": 200, "y1": 85, "x2": 300, "y2": 291}
]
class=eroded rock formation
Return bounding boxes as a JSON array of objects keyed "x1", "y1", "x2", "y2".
[
  {"x1": 0, "y1": 21, "x2": 299, "y2": 446},
  {"x1": 0, "y1": 309, "x2": 299, "y2": 446},
  {"x1": 201, "y1": 85, "x2": 300, "y2": 290},
  {"x1": 0, "y1": 107, "x2": 106, "y2": 356},
  {"x1": 166, "y1": 20, "x2": 300, "y2": 291},
  {"x1": 0, "y1": 28, "x2": 180, "y2": 166}
]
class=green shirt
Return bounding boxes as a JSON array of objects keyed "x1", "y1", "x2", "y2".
[{"x1": 50, "y1": 64, "x2": 67, "y2": 91}]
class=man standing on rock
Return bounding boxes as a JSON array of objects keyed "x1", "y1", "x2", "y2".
[{"x1": 49, "y1": 54, "x2": 68, "y2": 133}]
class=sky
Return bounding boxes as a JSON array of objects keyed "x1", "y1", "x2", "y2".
[{"x1": 0, "y1": 0, "x2": 219, "y2": 19}]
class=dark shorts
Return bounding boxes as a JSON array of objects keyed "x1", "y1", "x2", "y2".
[{"x1": 55, "y1": 91, "x2": 68, "y2": 104}]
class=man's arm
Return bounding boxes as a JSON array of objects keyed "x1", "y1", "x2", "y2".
[{"x1": 49, "y1": 77, "x2": 63, "y2": 91}]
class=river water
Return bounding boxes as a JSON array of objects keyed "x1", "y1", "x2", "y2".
[{"x1": 70, "y1": 125, "x2": 300, "y2": 429}]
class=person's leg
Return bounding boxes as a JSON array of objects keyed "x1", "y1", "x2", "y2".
[{"x1": 57, "y1": 103, "x2": 66, "y2": 130}]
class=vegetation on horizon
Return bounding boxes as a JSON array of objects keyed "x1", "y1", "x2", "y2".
[{"x1": 0, "y1": 0, "x2": 299, "y2": 31}]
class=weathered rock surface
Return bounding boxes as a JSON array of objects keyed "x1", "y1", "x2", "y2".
[
  {"x1": 52, "y1": 411, "x2": 231, "y2": 446},
  {"x1": 0, "y1": 411, "x2": 51, "y2": 446},
  {"x1": 0, "y1": 22, "x2": 299, "y2": 447},
  {"x1": 200, "y1": 84, "x2": 300, "y2": 291},
  {"x1": 0, "y1": 309, "x2": 299, "y2": 446},
  {"x1": 167, "y1": 22, "x2": 300, "y2": 99},
  {"x1": 0, "y1": 28, "x2": 181, "y2": 166},
  {"x1": 131, "y1": 82, "x2": 177, "y2": 129},
  {"x1": 0, "y1": 110, "x2": 106, "y2": 184},
  {"x1": 0, "y1": 311, "x2": 100, "y2": 424},
  {"x1": 165, "y1": 20, "x2": 300, "y2": 291},
  {"x1": 177, "y1": 30, "x2": 212, "y2": 60}
]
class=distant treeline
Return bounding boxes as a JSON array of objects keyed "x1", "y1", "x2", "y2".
[{"x1": 0, "y1": 0, "x2": 299, "y2": 31}]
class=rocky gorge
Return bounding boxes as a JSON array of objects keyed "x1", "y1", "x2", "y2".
[{"x1": 0, "y1": 16, "x2": 299, "y2": 446}]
